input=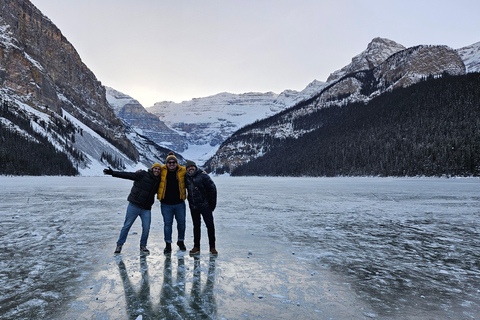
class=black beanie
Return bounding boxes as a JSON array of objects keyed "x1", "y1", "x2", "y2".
[{"x1": 185, "y1": 160, "x2": 196, "y2": 168}]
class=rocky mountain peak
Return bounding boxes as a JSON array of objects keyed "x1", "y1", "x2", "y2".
[
  {"x1": 327, "y1": 37, "x2": 406, "y2": 82},
  {"x1": 374, "y1": 45, "x2": 465, "y2": 90},
  {"x1": 206, "y1": 39, "x2": 471, "y2": 174},
  {"x1": 106, "y1": 87, "x2": 187, "y2": 153},
  {"x1": 0, "y1": 0, "x2": 151, "y2": 175},
  {"x1": 0, "y1": 0, "x2": 137, "y2": 160}
]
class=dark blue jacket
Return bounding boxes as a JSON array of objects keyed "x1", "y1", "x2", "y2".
[{"x1": 185, "y1": 168, "x2": 217, "y2": 211}]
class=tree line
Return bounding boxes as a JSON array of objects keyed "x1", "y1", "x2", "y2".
[
  {"x1": 0, "y1": 99, "x2": 78, "y2": 175},
  {"x1": 232, "y1": 73, "x2": 480, "y2": 177}
]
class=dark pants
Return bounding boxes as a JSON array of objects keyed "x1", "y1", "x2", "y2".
[{"x1": 191, "y1": 206, "x2": 216, "y2": 249}]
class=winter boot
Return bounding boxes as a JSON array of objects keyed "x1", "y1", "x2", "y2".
[
  {"x1": 189, "y1": 247, "x2": 200, "y2": 255},
  {"x1": 210, "y1": 248, "x2": 218, "y2": 255},
  {"x1": 114, "y1": 245, "x2": 122, "y2": 255},
  {"x1": 177, "y1": 241, "x2": 186, "y2": 251},
  {"x1": 164, "y1": 242, "x2": 172, "y2": 254},
  {"x1": 140, "y1": 245, "x2": 150, "y2": 255}
]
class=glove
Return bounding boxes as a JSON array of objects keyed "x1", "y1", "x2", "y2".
[{"x1": 103, "y1": 167, "x2": 113, "y2": 175}]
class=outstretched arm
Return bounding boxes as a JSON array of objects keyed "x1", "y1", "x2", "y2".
[{"x1": 103, "y1": 168, "x2": 141, "y2": 181}]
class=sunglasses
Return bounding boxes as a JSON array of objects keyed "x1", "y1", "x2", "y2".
[{"x1": 167, "y1": 161, "x2": 177, "y2": 164}]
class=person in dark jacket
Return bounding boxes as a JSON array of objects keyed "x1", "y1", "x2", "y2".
[
  {"x1": 104, "y1": 163, "x2": 162, "y2": 255},
  {"x1": 184, "y1": 160, "x2": 218, "y2": 255}
]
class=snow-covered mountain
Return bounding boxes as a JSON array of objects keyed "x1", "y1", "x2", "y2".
[
  {"x1": 116, "y1": 38, "x2": 480, "y2": 170},
  {"x1": 106, "y1": 87, "x2": 187, "y2": 161},
  {"x1": 457, "y1": 41, "x2": 480, "y2": 73},
  {"x1": 0, "y1": 0, "x2": 166, "y2": 175},
  {"x1": 326, "y1": 37, "x2": 407, "y2": 82},
  {"x1": 206, "y1": 38, "x2": 476, "y2": 174},
  {"x1": 146, "y1": 81, "x2": 326, "y2": 165},
  {"x1": 2, "y1": 0, "x2": 479, "y2": 177}
]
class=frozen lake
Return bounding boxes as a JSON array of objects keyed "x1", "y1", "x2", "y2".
[{"x1": 0, "y1": 176, "x2": 479, "y2": 319}]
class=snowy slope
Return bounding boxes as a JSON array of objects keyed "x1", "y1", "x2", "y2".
[
  {"x1": 146, "y1": 81, "x2": 326, "y2": 165},
  {"x1": 106, "y1": 87, "x2": 188, "y2": 154},
  {"x1": 61, "y1": 109, "x2": 140, "y2": 175},
  {"x1": 1, "y1": 89, "x2": 143, "y2": 176},
  {"x1": 326, "y1": 37, "x2": 406, "y2": 82},
  {"x1": 457, "y1": 41, "x2": 480, "y2": 73}
]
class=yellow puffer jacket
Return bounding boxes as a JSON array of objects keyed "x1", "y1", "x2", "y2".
[{"x1": 157, "y1": 164, "x2": 186, "y2": 201}]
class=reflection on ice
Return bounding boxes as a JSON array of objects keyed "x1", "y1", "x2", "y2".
[
  {"x1": 189, "y1": 256, "x2": 216, "y2": 319},
  {"x1": 1, "y1": 176, "x2": 479, "y2": 319},
  {"x1": 117, "y1": 256, "x2": 152, "y2": 319},
  {"x1": 115, "y1": 254, "x2": 216, "y2": 320}
]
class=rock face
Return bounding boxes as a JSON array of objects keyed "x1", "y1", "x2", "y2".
[
  {"x1": 206, "y1": 39, "x2": 468, "y2": 174},
  {"x1": 0, "y1": 0, "x2": 137, "y2": 160},
  {"x1": 318, "y1": 44, "x2": 465, "y2": 105},
  {"x1": 327, "y1": 37, "x2": 406, "y2": 82},
  {"x1": 106, "y1": 87, "x2": 187, "y2": 153}
]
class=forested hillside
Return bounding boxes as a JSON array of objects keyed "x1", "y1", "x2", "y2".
[
  {"x1": 232, "y1": 73, "x2": 480, "y2": 177},
  {"x1": 0, "y1": 99, "x2": 78, "y2": 175}
]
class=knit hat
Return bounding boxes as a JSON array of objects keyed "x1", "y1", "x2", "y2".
[
  {"x1": 165, "y1": 151, "x2": 177, "y2": 163},
  {"x1": 185, "y1": 160, "x2": 197, "y2": 168},
  {"x1": 151, "y1": 163, "x2": 162, "y2": 169}
]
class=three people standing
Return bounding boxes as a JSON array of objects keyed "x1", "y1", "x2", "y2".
[{"x1": 105, "y1": 152, "x2": 217, "y2": 256}]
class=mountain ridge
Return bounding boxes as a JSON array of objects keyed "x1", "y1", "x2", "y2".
[
  {"x1": 205, "y1": 39, "x2": 476, "y2": 174},
  {"x1": 0, "y1": 0, "x2": 168, "y2": 175},
  {"x1": 1, "y1": 0, "x2": 479, "y2": 176}
]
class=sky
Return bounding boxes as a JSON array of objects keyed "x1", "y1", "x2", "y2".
[{"x1": 29, "y1": 0, "x2": 480, "y2": 108}]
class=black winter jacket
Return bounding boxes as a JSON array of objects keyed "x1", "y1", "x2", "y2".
[
  {"x1": 185, "y1": 168, "x2": 217, "y2": 211},
  {"x1": 111, "y1": 169, "x2": 161, "y2": 210}
]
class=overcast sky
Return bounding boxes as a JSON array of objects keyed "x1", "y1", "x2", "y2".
[{"x1": 29, "y1": 0, "x2": 480, "y2": 108}]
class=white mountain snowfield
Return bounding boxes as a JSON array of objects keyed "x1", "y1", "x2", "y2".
[
  {"x1": 146, "y1": 82, "x2": 327, "y2": 165},
  {"x1": 457, "y1": 41, "x2": 480, "y2": 73},
  {"x1": 105, "y1": 81, "x2": 327, "y2": 165}
]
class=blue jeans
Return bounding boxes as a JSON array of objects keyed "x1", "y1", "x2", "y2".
[
  {"x1": 161, "y1": 202, "x2": 186, "y2": 243},
  {"x1": 117, "y1": 202, "x2": 151, "y2": 247}
]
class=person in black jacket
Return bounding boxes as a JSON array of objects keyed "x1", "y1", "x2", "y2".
[
  {"x1": 184, "y1": 160, "x2": 218, "y2": 255},
  {"x1": 104, "y1": 163, "x2": 162, "y2": 255}
]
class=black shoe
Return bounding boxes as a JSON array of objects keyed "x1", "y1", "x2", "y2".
[
  {"x1": 177, "y1": 241, "x2": 186, "y2": 251},
  {"x1": 164, "y1": 243, "x2": 172, "y2": 254},
  {"x1": 140, "y1": 245, "x2": 150, "y2": 255},
  {"x1": 114, "y1": 245, "x2": 122, "y2": 255}
]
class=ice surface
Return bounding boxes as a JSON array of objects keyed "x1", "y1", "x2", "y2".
[{"x1": 0, "y1": 176, "x2": 479, "y2": 319}]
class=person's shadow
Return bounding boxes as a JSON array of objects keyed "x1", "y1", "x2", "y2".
[
  {"x1": 159, "y1": 254, "x2": 188, "y2": 318},
  {"x1": 117, "y1": 254, "x2": 217, "y2": 319},
  {"x1": 117, "y1": 255, "x2": 153, "y2": 319},
  {"x1": 189, "y1": 255, "x2": 217, "y2": 319}
]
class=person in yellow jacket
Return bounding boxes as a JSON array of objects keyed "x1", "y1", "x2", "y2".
[{"x1": 157, "y1": 152, "x2": 187, "y2": 254}]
